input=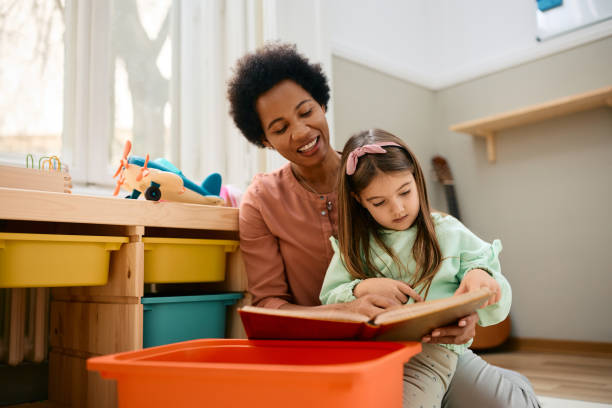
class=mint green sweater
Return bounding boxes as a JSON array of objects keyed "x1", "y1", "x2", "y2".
[{"x1": 319, "y1": 213, "x2": 511, "y2": 355}]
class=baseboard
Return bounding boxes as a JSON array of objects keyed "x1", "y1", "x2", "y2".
[
  {"x1": 0, "y1": 361, "x2": 48, "y2": 405},
  {"x1": 500, "y1": 337, "x2": 612, "y2": 358}
]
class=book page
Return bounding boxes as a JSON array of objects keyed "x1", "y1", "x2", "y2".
[
  {"x1": 373, "y1": 288, "x2": 492, "y2": 326},
  {"x1": 240, "y1": 305, "x2": 371, "y2": 323}
]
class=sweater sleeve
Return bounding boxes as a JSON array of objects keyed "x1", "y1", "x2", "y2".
[
  {"x1": 319, "y1": 237, "x2": 362, "y2": 305},
  {"x1": 450, "y1": 220, "x2": 512, "y2": 327},
  {"x1": 239, "y1": 180, "x2": 291, "y2": 309}
]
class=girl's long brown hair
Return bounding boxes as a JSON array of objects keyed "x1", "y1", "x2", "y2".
[{"x1": 337, "y1": 129, "x2": 442, "y2": 298}]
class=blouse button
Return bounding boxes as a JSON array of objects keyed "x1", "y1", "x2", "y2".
[{"x1": 321, "y1": 211, "x2": 327, "y2": 216}]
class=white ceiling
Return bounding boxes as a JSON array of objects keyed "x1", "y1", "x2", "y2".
[{"x1": 328, "y1": 0, "x2": 612, "y2": 90}]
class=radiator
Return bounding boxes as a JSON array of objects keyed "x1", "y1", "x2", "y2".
[{"x1": 0, "y1": 288, "x2": 49, "y2": 366}]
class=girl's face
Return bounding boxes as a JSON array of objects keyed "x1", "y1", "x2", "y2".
[
  {"x1": 255, "y1": 80, "x2": 332, "y2": 167},
  {"x1": 354, "y1": 170, "x2": 420, "y2": 231}
]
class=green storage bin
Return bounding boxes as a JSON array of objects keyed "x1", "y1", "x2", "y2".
[{"x1": 141, "y1": 293, "x2": 242, "y2": 348}]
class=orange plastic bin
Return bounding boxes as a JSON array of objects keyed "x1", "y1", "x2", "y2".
[{"x1": 87, "y1": 338, "x2": 420, "y2": 408}]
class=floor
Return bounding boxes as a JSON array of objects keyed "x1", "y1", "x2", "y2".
[
  {"x1": 480, "y1": 350, "x2": 612, "y2": 404},
  {"x1": 538, "y1": 396, "x2": 612, "y2": 408}
]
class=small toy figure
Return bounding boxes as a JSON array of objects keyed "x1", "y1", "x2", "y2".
[{"x1": 113, "y1": 141, "x2": 225, "y2": 206}]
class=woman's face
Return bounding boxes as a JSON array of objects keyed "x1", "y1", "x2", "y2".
[{"x1": 255, "y1": 80, "x2": 331, "y2": 167}]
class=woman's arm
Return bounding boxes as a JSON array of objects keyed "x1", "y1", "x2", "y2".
[{"x1": 239, "y1": 186, "x2": 292, "y2": 308}]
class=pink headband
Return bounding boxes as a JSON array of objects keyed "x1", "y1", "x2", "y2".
[{"x1": 346, "y1": 142, "x2": 401, "y2": 175}]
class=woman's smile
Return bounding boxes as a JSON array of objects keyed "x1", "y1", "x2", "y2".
[{"x1": 297, "y1": 136, "x2": 320, "y2": 155}]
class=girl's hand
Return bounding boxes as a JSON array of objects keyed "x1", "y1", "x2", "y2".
[
  {"x1": 454, "y1": 268, "x2": 501, "y2": 308},
  {"x1": 422, "y1": 312, "x2": 478, "y2": 344},
  {"x1": 344, "y1": 294, "x2": 400, "y2": 320},
  {"x1": 354, "y1": 278, "x2": 423, "y2": 304}
]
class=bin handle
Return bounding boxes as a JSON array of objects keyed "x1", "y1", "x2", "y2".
[
  {"x1": 104, "y1": 242, "x2": 124, "y2": 251},
  {"x1": 143, "y1": 305, "x2": 153, "y2": 312},
  {"x1": 224, "y1": 244, "x2": 239, "y2": 253},
  {"x1": 0, "y1": 240, "x2": 4, "y2": 250}
]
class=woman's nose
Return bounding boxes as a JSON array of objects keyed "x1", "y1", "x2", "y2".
[{"x1": 293, "y1": 120, "x2": 310, "y2": 140}]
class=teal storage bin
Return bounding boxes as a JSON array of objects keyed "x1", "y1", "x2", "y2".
[{"x1": 141, "y1": 293, "x2": 243, "y2": 348}]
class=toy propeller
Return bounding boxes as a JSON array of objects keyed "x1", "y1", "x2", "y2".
[
  {"x1": 113, "y1": 140, "x2": 132, "y2": 196},
  {"x1": 113, "y1": 140, "x2": 132, "y2": 178},
  {"x1": 135, "y1": 154, "x2": 150, "y2": 182},
  {"x1": 113, "y1": 174, "x2": 126, "y2": 196}
]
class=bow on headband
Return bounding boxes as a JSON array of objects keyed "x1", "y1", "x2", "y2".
[{"x1": 346, "y1": 142, "x2": 401, "y2": 175}]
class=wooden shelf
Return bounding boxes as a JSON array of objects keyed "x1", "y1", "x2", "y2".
[
  {"x1": 450, "y1": 86, "x2": 612, "y2": 163},
  {"x1": 0, "y1": 187, "x2": 238, "y2": 231}
]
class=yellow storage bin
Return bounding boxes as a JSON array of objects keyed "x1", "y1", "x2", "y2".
[
  {"x1": 142, "y1": 238, "x2": 238, "y2": 283},
  {"x1": 0, "y1": 233, "x2": 128, "y2": 288}
]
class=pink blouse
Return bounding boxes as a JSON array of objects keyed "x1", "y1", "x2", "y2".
[{"x1": 239, "y1": 163, "x2": 338, "y2": 308}]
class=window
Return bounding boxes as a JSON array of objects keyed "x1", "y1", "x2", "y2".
[
  {"x1": 2, "y1": 0, "x2": 265, "y2": 193},
  {"x1": 112, "y1": 0, "x2": 172, "y2": 168},
  {"x1": 0, "y1": 0, "x2": 65, "y2": 163}
]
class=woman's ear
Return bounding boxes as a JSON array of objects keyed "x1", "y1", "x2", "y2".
[
  {"x1": 262, "y1": 137, "x2": 273, "y2": 150},
  {"x1": 350, "y1": 191, "x2": 362, "y2": 206}
]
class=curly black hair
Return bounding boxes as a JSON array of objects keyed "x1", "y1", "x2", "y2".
[{"x1": 227, "y1": 42, "x2": 330, "y2": 148}]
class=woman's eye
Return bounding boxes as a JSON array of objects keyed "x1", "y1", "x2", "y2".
[
  {"x1": 400, "y1": 190, "x2": 411, "y2": 196},
  {"x1": 273, "y1": 125, "x2": 288, "y2": 135},
  {"x1": 299, "y1": 109, "x2": 312, "y2": 117},
  {"x1": 372, "y1": 201, "x2": 385, "y2": 207}
]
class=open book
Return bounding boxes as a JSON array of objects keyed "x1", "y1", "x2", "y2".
[{"x1": 239, "y1": 288, "x2": 492, "y2": 341}]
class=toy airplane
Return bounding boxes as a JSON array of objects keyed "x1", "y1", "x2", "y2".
[{"x1": 113, "y1": 141, "x2": 225, "y2": 206}]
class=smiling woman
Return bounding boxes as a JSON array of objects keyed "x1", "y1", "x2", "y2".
[{"x1": 227, "y1": 43, "x2": 344, "y2": 308}]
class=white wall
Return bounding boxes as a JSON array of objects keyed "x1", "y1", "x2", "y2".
[
  {"x1": 332, "y1": 56, "x2": 436, "y2": 176},
  {"x1": 434, "y1": 36, "x2": 612, "y2": 342},
  {"x1": 329, "y1": 0, "x2": 612, "y2": 89}
]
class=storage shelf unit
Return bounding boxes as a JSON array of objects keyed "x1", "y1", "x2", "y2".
[
  {"x1": 450, "y1": 86, "x2": 612, "y2": 163},
  {"x1": 0, "y1": 187, "x2": 246, "y2": 408}
]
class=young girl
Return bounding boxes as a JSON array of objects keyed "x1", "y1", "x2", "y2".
[{"x1": 320, "y1": 129, "x2": 511, "y2": 408}]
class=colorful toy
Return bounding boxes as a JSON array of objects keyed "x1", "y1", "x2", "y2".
[{"x1": 113, "y1": 141, "x2": 225, "y2": 206}]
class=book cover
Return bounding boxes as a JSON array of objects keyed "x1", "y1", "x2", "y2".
[{"x1": 239, "y1": 288, "x2": 492, "y2": 341}]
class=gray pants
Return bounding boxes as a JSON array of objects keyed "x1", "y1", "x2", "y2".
[
  {"x1": 403, "y1": 343, "x2": 458, "y2": 408},
  {"x1": 441, "y1": 349, "x2": 541, "y2": 408}
]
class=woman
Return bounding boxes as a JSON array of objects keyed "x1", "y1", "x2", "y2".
[{"x1": 227, "y1": 42, "x2": 540, "y2": 408}]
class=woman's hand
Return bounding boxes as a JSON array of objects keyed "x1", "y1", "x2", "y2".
[
  {"x1": 421, "y1": 312, "x2": 478, "y2": 345},
  {"x1": 454, "y1": 268, "x2": 501, "y2": 308},
  {"x1": 353, "y1": 278, "x2": 423, "y2": 304}
]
